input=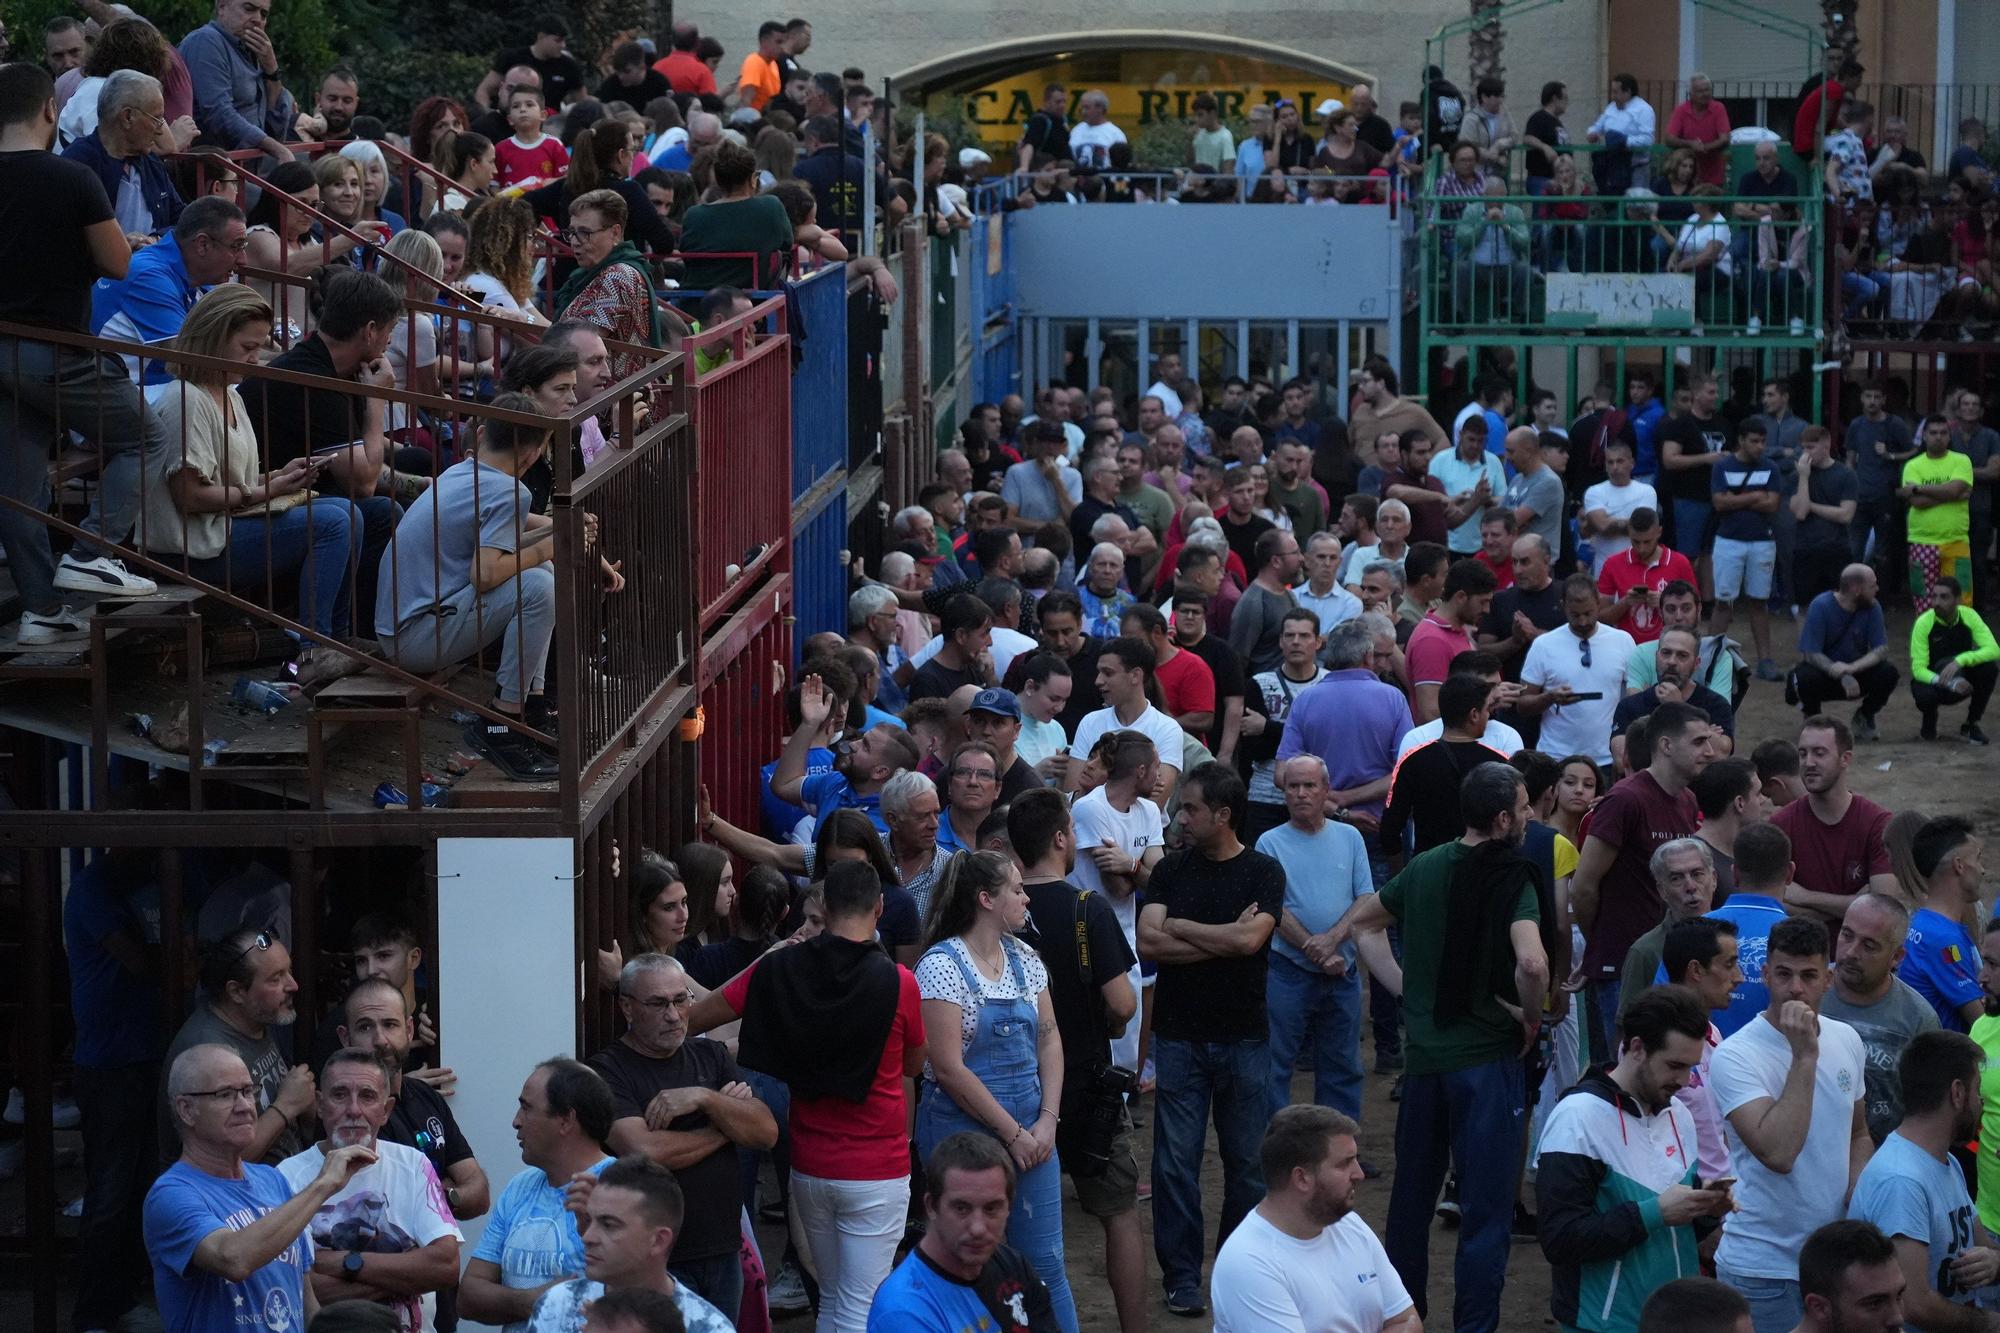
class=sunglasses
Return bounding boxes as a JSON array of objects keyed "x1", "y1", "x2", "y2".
[{"x1": 225, "y1": 929, "x2": 276, "y2": 967}]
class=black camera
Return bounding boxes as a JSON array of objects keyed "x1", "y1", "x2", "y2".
[{"x1": 1059, "y1": 1061, "x2": 1138, "y2": 1178}]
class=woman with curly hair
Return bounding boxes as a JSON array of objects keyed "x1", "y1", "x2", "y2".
[{"x1": 461, "y1": 194, "x2": 549, "y2": 329}]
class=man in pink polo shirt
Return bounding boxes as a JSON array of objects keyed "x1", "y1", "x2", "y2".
[{"x1": 1405, "y1": 558, "x2": 1498, "y2": 722}]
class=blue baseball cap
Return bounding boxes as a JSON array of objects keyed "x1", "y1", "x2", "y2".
[{"x1": 969, "y1": 687, "x2": 1021, "y2": 720}]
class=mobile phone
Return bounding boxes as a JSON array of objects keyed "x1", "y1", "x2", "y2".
[
  {"x1": 1567, "y1": 690, "x2": 1605, "y2": 701},
  {"x1": 1703, "y1": 1176, "x2": 1736, "y2": 1192}
]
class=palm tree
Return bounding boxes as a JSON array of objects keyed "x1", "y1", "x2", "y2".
[{"x1": 1468, "y1": 0, "x2": 1506, "y2": 84}]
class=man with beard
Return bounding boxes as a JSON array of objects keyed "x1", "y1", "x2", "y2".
[
  {"x1": 1708, "y1": 918, "x2": 1872, "y2": 1333},
  {"x1": 1772, "y1": 716, "x2": 1898, "y2": 929},
  {"x1": 1536, "y1": 986, "x2": 1732, "y2": 1333},
  {"x1": 1794, "y1": 1221, "x2": 1908, "y2": 1333},
  {"x1": 867, "y1": 1134, "x2": 1059, "y2": 1332},
  {"x1": 276, "y1": 1049, "x2": 462, "y2": 1330},
  {"x1": 340, "y1": 978, "x2": 491, "y2": 1221},
  {"x1": 770, "y1": 672, "x2": 921, "y2": 838},
  {"x1": 1326, "y1": 762, "x2": 1549, "y2": 1333},
  {"x1": 1209, "y1": 1105, "x2": 1417, "y2": 1333},
  {"x1": 1818, "y1": 896, "x2": 1939, "y2": 1145},
  {"x1": 160, "y1": 926, "x2": 314, "y2": 1165},
  {"x1": 1846, "y1": 1030, "x2": 2000, "y2": 1331}
]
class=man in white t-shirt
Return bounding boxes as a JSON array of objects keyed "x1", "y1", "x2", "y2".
[
  {"x1": 1069, "y1": 731, "x2": 1166, "y2": 1073},
  {"x1": 1709, "y1": 916, "x2": 1872, "y2": 1333},
  {"x1": 1211, "y1": 1104, "x2": 1417, "y2": 1333},
  {"x1": 1067, "y1": 89, "x2": 1126, "y2": 169},
  {"x1": 1396, "y1": 652, "x2": 1526, "y2": 758},
  {"x1": 1581, "y1": 438, "x2": 1659, "y2": 572},
  {"x1": 1519, "y1": 574, "x2": 1639, "y2": 768},
  {"x1": 276, "y1": 1050, "x2": 463, "y2": 1332},
  {"x1": 1069, "y1": 636, "x2": 1184, "y2": 803}
]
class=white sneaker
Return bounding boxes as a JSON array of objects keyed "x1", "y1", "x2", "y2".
[
  {"x1": 54, "y1": 553, "x2": 156, "y2": 596},
  {"x1": 1, "y1": 1087, "x2": 81, "y2": 1127},
  {"x1": 767, "y1": 1260, "x2": 810, "y2": 1314},
  {"x1": 14, "y1": 607, "x2": 90, "y2": 646}
]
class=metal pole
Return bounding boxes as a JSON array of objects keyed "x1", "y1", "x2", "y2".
[
  {"x1": 913, "y1": 108, "x2": 926, "y2": 226},
  {"x1": 862, "y1": 116, "x2": 877, "y2": 258}
]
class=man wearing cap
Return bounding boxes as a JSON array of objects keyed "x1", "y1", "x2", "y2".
[{"x1": 966, "y1": 688, "x2": 1043, "y2": 802}]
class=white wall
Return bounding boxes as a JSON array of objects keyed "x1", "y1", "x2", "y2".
[{"x1": 436, "y1": 835, "x2": 578, "y2": 1266}]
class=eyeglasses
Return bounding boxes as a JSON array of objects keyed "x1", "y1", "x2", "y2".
[
  {"x1": 186, "y1": 1084, "x2": 259, "y2": 1105},
  {"x1": 562, "y1": 223, "x2": 610, "y2": 243},
  {"x1": 627, "y1": 993, "x2": 693, "y2": 1010},
  {"x1": 953, "y1": 768, "x2": 998, "y2": 783}
]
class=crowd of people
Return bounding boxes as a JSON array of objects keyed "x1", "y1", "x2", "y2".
[{"x1": 5, "y1": 9, "x2": 2000, "y2": 1333}]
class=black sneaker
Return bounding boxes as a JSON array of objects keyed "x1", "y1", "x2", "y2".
[
  {"x1": 1165, "y1": 1289, "x2": 1208, "y2": 1318},
  {"x1": 523, "y1": 696, "x2": 560, "y2": 749},
  {"x1": 1921, "y1": 718, "x2": 1939, "y2": 741},
  {"x1": 1965, "y1": 723, "x2": 1990, "y2": 746},
  {"x1": 1511, "y1": 1202, "x2": 1540, "y2": 1241},
  {"x1": 1435, "y1": 1177, "x2": 1461, "y2": 1227},
  {"x1": 464, "y1": 718, "x2": 559, "y2": 781}
]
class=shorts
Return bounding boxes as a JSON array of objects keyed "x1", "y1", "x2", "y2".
[
  {"x1": 1713, "y1": 537, "x2": 1776, "y2": 602},
  {"x1": 1065, "y1": 1106, "x2": 1140, "y2": 1218}
]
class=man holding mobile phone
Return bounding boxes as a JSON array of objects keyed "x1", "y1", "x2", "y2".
[{"x1": 1536, "y1": 985, "x2": 1733, "y2": 1333}]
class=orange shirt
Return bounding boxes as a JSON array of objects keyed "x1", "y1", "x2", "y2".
[{"x1": 738, "y1": 52, "x2": 782, "y2": 110}]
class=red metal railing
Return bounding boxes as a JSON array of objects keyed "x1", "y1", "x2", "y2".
[
  {"x1": 695, "y1": 590, "x2": 795, "y2": 841},
  {"x1": 685, "y1": 295, "x2": 795, "y2": 626}
]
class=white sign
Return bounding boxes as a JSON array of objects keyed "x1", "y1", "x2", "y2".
[{"x1": 1545, "y1": 272, "x2": 1696, "y2": 326}]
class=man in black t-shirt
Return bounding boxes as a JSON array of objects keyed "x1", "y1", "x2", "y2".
[
  {"x1": 1523, "y1": 81, "x2": 1569, "y2": 191},
  {"x1": 476, "y1": 17, "x2": 585, "y2": 114},
  {"x1": 1657, "y1": 374, "x2": 1734, "y2": 568},
  {"x1": 595, "y1": 41, "x2": 672, "y2": 111},
  {"x1": 589, "y1": 953, "x2": 778, "y2": 1319},
  {"x1": 1008, "y1": 790, "x2": 1144, "y2": 1333},
  {"x1": 1137, "y1": 763, "x2": 1283, "y2": 1318},
  {"x1": 1382, "y1": 675, "x2": 1511, "y2": 858},
  {"x1": 1015, "y1": 83, "x2": 1071, "y2": 173},
  {"x1": 0, "y1": 63, "x2": 169, "y2": 645},
  {"x1": 339, "y1": 979, "x2": 491, "y2": 1224},
  {"x1": 909, "y1": 593, "x2": 994, "y2": 702}
]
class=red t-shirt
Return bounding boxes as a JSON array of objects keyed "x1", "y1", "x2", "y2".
[
  {"x1": 1793, "y1": 80, "x2": 1842, "y2": 155},
  {"x1": 1476, "y1": 548, "x2": 1515, "y2": 590},
  {"x1": 1597, "y1": 547, "x2": 1697, "y2": 644},
  {"x1": 722, "y1": 959, "x2": 925, "y2": 1181},
  {"x1": 1405, "y1": 611, "x2": 1476, "y2": 687},
  {"x1": 1380, "y1": 467, "x2": 1449, "y2": 546},
  {"x1": 493, "y1": 134, "x2": 569, "y2": 190},
  {"x1": 1579, "y1": 770, "x2": 1699, "y2": 975},
  {"x1": 1153, "y1": 645, "x2": 1217, "y2": 718},
  {"x1": 653, "y1": 49, "x2": 717, "y2": 96},
  {"x1": 1771, "y1": 793, "x2": 1892, "y2": 904},
  {"x1": 1667, "y1": 100, "x2": 1732, "y2": 184}
]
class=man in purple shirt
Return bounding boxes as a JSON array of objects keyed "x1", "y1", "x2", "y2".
[{"x1": 1277, "y1": 617, "x2": 1416, "y2": 1069}]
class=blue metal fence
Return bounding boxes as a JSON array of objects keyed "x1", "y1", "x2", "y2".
[
  {"x1": 787, "y1": 264, "x2": 852, "y2": 648},
  {"x1": 969, "y1": 214, "x2": 1019, "y2": 406}
]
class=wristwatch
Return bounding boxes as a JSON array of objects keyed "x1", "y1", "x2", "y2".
[{"x1": 343, "y1": 1252, "x2": 365, "y2": 1279}]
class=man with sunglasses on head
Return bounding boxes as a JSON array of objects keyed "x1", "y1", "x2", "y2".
[
  {"x1": 159, "y1": 925, "x2": 315, "y2": 1167},
  {"x1": 147, "y1": 1043, "x2": 377, "y2": 1333}
]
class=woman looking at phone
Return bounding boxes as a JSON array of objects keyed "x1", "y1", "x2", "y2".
[{"x1": 139, "y1": 286, "x2": 362, "y2": 637}]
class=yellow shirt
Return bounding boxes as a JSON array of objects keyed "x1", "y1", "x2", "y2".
[
  {"x1": 1972, "y1": 1014, "x2": 2000, "y2": 1233},
  {"x1": 1903, "y1": 450, "x2": 1974, "y2": 547}
]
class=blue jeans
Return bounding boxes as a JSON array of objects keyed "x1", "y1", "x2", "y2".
[
  {"x1": 738, "y1": 1068, "x2": 791, "y2": 1212},
  {"x1": 1151, "y1": 1037, "x2": 1267, "y2": 1298},
  {"x1": 1265, "y1": 954, "x2": 1363, "y2": 1119},
  {"x1": 671, "y1": 1250, "x2": 744, "y2": 1325},
  {"x1": 181, "y1": 499, "x2": 360, "y2": 637},
  {"x1": 1385, "y1": 1058, "x2": 1526, "y2": 1333},
  {"x1": 1717, "y1": 1269, "x2": 1802, "y2": 1333},
  {"x1": 1672, "y1": 498, "x2": 1712, "y2": 561},
  {"x1": 1587, "y1": 976, "x2": 1623, "y2": 1067},
  {"x1": 1366, "y1": 844, "x2": 1403, "y2": 1061}
]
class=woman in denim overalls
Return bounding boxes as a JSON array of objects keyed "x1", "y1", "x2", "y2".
[{"x1": 913, "y1": 850, "x2": 1079, "y2": 1333}]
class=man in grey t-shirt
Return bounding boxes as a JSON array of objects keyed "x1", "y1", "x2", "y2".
[
  {"x1": 1502, "y1": 427, "x2": 1565, "y2": 553},
  {"x1": 1817, "y1": 892, "x2": 1940, "y2": 1143}
]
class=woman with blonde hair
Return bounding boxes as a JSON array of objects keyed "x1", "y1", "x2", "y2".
[
  {"x1": 378, "y1": 229, "x2": 446, "y2": 452},
  {"x1": 339, "y1": 139, "x2": 407, "y2": 235},
  {"x1": 462, "y1": 195, "x2": 549, "y2": 329},
  {"x1": 139, "y1": 286, "x2": 360, "y2": 636},
  {"x1": 913, "y1": 849, "x2": 1079, "y2": 1332},
  {"x1": 753, "y1": 125, "x2": 797, "y2": 189},
  {"x1": 311, "y1": 154, "x2": 388, "y2": 266}
]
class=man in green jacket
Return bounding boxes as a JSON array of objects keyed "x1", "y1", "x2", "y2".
[
  {"x1": 1909, "y1": 573, "x2": 1998, "y2": 744},
  {"x1": 1536, "y1": 985, "x2": 1734, "y2": 1332},
  {"x1": 1453, "y1": 177, "x2": 1531, "y2": 323}
]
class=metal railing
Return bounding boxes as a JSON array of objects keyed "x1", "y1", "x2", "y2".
[
  {"x1": 971, "y1": 168, "x2": 1406, "y2": 211},
  {"x1": 1638, "y1": 79, "x2": 2000, "y2": 175}
]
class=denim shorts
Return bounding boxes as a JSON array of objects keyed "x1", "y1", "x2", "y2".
[{"x1": 1713, "y1": 537, "x2": 1776, "y2": 601}]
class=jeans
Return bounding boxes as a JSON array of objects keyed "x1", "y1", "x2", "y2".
[
  {"x1": 1852, "y1": 494, "x2": 1905, "y2": 586},
  {"x1": 1770, "y1": 496, "x2": 1798, "y2": 606},
  {"x1": 1795, "y1": 659, "x2": 1900, "y2": 720},
  {"x1": 378, "y1": 565, "x2": 556, "y2": 703},
  {"x1": 738, "y1": 1069, "x2": 791, "y2": 1214},
  {"x1": 1452, "y1": 257, "x2": 1532, "y2": 322},
  {"x1": 0, "y1": 338, "x2": 164, "y2": 614},
  {"x1": 1913, "y1": 663, "x2": 1998, "y2": 727},
  {"x1": 671, "y1": 1250, "x2": 745, "y2": 1325},
  {"x1": 1151, "y1": 1037, "x2": 1267, "y2": 1298},
  {"x1": 1671, "y1": 498, "x2": 1712, "y2": 562},
  {"x1": 72, "y1": 1061, "x2": 159, "y2": 1333},
  {"x1": 1265, "y1": 954, "x2": 1364, "y2": 1120},
  {"x1": 790, "y1": 1171, "x2": 908, "y2": 1333},
  {"x1": 1717, "y1": 1269, "x2": 1803, "y2": 1333},
  {"x1": 350, "y1": 494, "x2": 399, "y2": 642},
  {"x1": 1384, "y1": 1058, "x2": 1526, "y2": 1333},
  {"x1": 1586, "y1": 976, "x2": 1623, "y2": 1068},
  {"x1": 180, "y1": 499, "x2": 360, "y2": 637},
  {"x1": 1365, "y1": 844, "x2": 1403, "y2": 1061}
]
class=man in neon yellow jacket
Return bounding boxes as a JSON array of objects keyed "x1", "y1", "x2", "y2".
[{"x1": 1909, "y1": 573, "x2": 1998, "y2": 745}]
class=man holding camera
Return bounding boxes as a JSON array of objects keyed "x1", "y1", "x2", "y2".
[{"x1": 1008, "y1": 789, "x2": 1144, "y2": 1333}]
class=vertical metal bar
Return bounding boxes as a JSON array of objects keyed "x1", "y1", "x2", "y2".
[
  {"x1": 24, "y1": 842, "x2": 56, "y2": 1333},
  {"x1": 1286, "y1": 322, "x2": 1300, "y2": 383},
  {"x1": 290, "y1": 846, "x2": 318, "y2": 1045},
  {"x1": 1336, "y1": 320, "x2": 1352, "y2": 411},
  {"x1": 1237, "y1": 319, "x2": 1251, "y2": 380}
]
